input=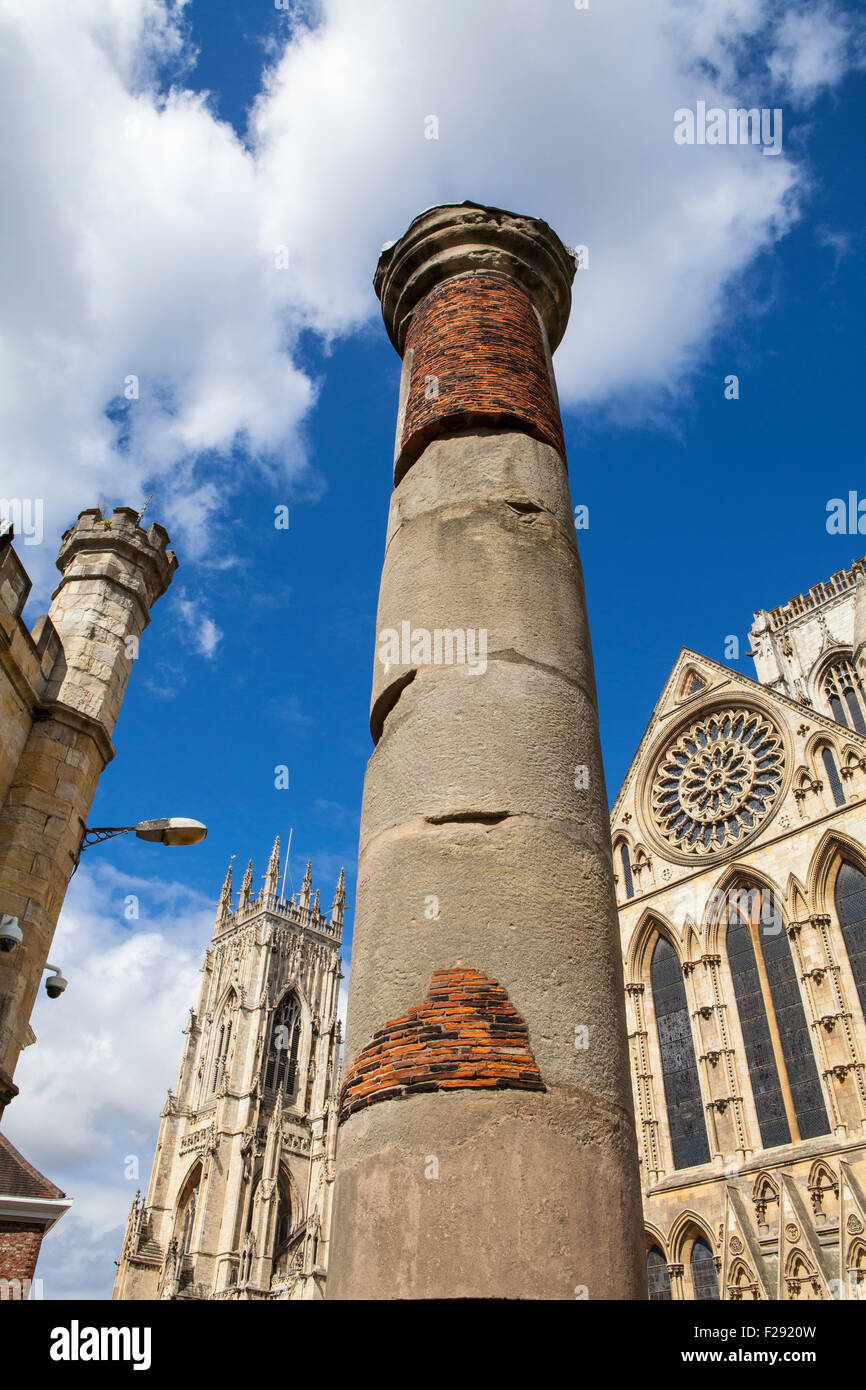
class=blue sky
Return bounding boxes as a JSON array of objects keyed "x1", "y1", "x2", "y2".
[{"x1": 1, "y1": 0, "x2": 864, "y2": 1298}]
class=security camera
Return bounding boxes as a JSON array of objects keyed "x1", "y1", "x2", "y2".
[
  {"x1": 44, "y1": 964, "x2": 68, "y2": 999},
  {"x1": 0, "y1": 914, "x2": 23, "y2": 953}
]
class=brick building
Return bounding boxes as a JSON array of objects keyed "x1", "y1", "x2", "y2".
[{"x1": 0, "y1": 1132, "x2": 69, "y2": 1298}]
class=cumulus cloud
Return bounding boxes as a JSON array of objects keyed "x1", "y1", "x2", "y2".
[
  {"x1": 768, "y1": 7, "x2": 861, "y2": 100},
  {"x1": 2, "y1": 862, "x2": 211, "y2": 1299},
  {"x1": 174, "y1": 592, "x2": 223, "y2": 659},
  {"x1": 2, "y1": 0, "x2": 862, "y2": 597}
]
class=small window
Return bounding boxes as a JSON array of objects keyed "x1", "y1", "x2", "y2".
[
  {"x1": 821, "y1": 747, "x2": 845, "y2": 807},
  {"x1": 647, "y1": 1246, "x2": 672, "y2": 1300},
  {"x1": 691, "y1": 1238, "x2": 719, "y2": 1300},
  {"x1": 620, "y1": 843, "x2": 634, "y2": 900},
  {"x1": 823, "y1": 659, "x2": 866, "y2": 733}
]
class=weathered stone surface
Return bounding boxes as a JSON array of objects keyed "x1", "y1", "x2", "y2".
[
  {"x1": 328, "y1": 1088, "x2": 646, "y2": 1301},
  {"x1": 345, "y1": 815, "x2": 630, "y2": 1099},
  {"x1": 384, "y1": 429, "x2": 575, "y2": 542},
  {"x1": 329, "y1": 202, "x2": 645, "y2": 1301},
  {"x1": 363, "y1": 661, "x2": 610, "y2": 851},
  {"x1": 371, "y1": 473, "x2": 595, "y2": 733}
]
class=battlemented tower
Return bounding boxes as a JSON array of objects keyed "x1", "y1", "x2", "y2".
[
  {"x1": 749, "y1": 558, "x2": 866, "y2": 720},
  {"x1": 113, "y1": 843, "x2": 344, "y2": 1301},
  {"x1": 0, "y1": 507, "x2": 177, "y2": 1104},
  {"x1": 327, "y1": 203, "x2": 646, "y2": 1300}
]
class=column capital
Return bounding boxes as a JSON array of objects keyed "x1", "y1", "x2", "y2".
[{"x1": 374, "y1": 201, "x2": 576, "y2": 355}]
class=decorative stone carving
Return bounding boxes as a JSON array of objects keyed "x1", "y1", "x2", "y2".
[
  {"x1": 847, "y1": 1214, "x2": 864, "y2": 1236},
  {"x1": 650, "y1": 709, "x2": 784, "y2": 856},
  {"x1": 729, "y1": 1235, "x2": 744, "y2": 1255}
]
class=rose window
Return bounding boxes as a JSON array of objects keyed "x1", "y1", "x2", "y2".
[{"x1": 651, "y1": 709, "x2": 784, "y2": 855}]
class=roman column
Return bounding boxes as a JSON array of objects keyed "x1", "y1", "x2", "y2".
[{"x1": 327, "y1": 202, "x2": 646, "y2": 1300}]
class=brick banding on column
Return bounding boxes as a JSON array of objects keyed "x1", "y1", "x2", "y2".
[
  {"x1": 399, "y1": 273, "x2": 565, "y2": 477},
  {"x1": 339, "y1": 967, "x2": 545, "y2": 1122}
]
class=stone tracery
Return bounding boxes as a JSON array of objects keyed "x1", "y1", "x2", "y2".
[{"x1": 651, "y1": 709, "x2": 784, "y2": 855}]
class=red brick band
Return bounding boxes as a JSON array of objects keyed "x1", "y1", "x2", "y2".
[
  {"x1": 399, "y1": 273, "x2": 565, "y2": 475},
  {"x1": 339, "y1": 967, "x2": 545, "y2": 1122}
]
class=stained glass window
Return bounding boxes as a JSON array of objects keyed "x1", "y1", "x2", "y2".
[
  {"x1": 835, "y1": 860, "x2": 866, "y2": 1023},
  {"x1": 621, "y1": 842, "x2": 634, "y2": 899},
  {"x1": 823, "y1": 659, "x2": 866, "y2": 734},
  {"x1": 760, "y1": 910, "x2": 830, "y2": 1140},
  {"x1": 822, "y1": 748, "x2": 846, "y2": 807},
  {"x1": 647, "y1": 1245, "x2": 672, "y2": 1300},
  {"x1": 651, "y1": 936, "x2": 710, "y2": 1169},
  {"x1": 727, "y1": 912, "x2": 790, "y2": 1148},
  {"x1": 691, "y1": 1238, "x2": 719, "y2": 1300},
  {"x1": 728, "y1": 896, "x2": 829, "y2": 1147}
]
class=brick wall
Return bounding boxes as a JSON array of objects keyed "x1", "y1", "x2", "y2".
[
  {"x1": 340, "y1": 967, "x2": 545, "y2": 1121},
  {"x1": 400, "y1": 273, "x2": 565, "y2": 473},
  {"x1": 0, "y1": 1221, "x2": 43, "y2": 1292}
]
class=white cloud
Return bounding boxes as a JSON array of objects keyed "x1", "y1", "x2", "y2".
[
  {"x1": 768, "y1": 8, "x2": 858, "y2": 100},
  {"x1": 174, "y1": 593, "x2": 223, "y2": 659},
  {"x1": 2, "y1": 0, "x2": 862, "y2": 598},
  {"x1": 2, "y1": 861, "x2": 210, "y2": 1299}
]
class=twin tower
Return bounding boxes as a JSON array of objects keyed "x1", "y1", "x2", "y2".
[{"x1": 328, "y1": 204, "x2": 646, "y2": 1299}]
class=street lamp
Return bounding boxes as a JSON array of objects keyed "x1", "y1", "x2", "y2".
[{"x1": 79, "y1": 818, "x2": 208, "y2": 856}]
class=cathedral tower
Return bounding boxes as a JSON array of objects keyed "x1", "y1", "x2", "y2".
[
  {"x1": 327, "y1": 203, "x2": 646, "y2": 1300},
  {"x1": 114, "y1": 844, "x2": 344, "y2": 1301}
]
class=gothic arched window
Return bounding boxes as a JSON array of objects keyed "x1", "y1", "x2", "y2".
[
  {"x1": 620, "y1": 842, "x2": 634, "y2": 899},
  {"x1": 650, "y1": 936, "x2": 710, "y2": 1170},
  {"x1": 834, "y1": 860, "x2": 866, "y2": 1022},
  {"x1": 211, "y1": 1012, "x2": 233, "y2": 1092},
  {"x1": 821, "y1": 747, "x2": 846, "y2": 807},
  {"x1": 175, "y1": 1164, "x2": 202, "y2": 1257},
  {"x1": 822, "y1": 659, "x2": 866, "y2": 734},
  {"x1": 264, "y1": 993, "x2": 302, "y2": 1095},
  {"x1": 727, "y1": 893, "x2": 829, "y2": 1148},
  {"x1": 690, "y1": 1237, "x2": 719, "y2": 1300},
  {"x1": 275, "y1": 1173, "x2": 292, "y2": 1252},
  {"x1": 647, "y1": 1245, "x2": 672, "y2": 1300}
]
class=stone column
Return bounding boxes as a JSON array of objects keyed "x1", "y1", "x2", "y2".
[
  {"x1": 327, "y1": 203, "x2": 646, "y2": 1300},
  {"x1": 0, "y1": 507, "x2": 177, "y2": 1091}
]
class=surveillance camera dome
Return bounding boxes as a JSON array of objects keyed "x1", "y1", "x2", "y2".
[
  {"x1": 45, "y1": 971, "x2": 68, "y2": 999},
  {"x1": 0, "y1": 914, "x2": 22, "y2": 953}
]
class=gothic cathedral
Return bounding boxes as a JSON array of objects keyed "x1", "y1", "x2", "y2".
[
  {"x1": 615, "y1": 559, "x2": 866, "y2": 1300},
  {"x1": 113, "y1": 842, "x2": 344, "y2": 1300}
]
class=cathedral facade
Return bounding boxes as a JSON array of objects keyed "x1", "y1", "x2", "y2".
[
  {"x1": 614, "y1": 559, "x2": 866, "y2": 1300},
  {"x1": 113, "y1": 843, "x2": 344, "y2": 1301}
]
